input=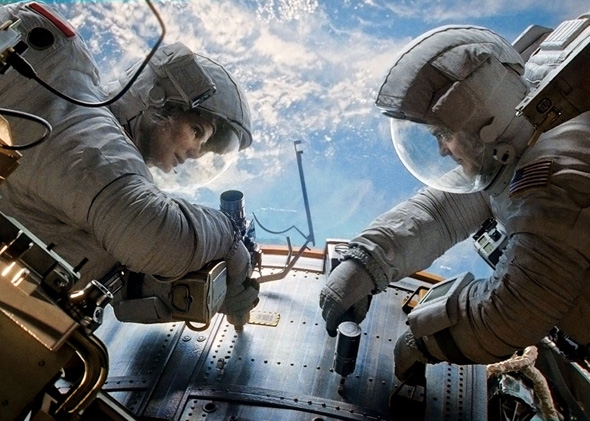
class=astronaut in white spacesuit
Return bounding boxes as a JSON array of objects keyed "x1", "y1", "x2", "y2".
[
  {"x1": 0, "y1": 2, "x2": 258, "y2": 326},
  {"x1": 319, "y1": 24, "x2": 590, "y2": 379}
]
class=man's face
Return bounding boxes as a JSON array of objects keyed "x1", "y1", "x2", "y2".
[
  {"x1": 147, "y1": 112, "x2": 215, "y2": 173},
  {"x1": 431, "y1": 127, "x2": 483, "y2": 177}
]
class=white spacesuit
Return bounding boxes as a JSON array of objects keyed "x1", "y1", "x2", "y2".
[
  {"x1": 320, "y1": 24, "x2": 590, "y2": 379},
  {"x1": 0, "y1": 2, "x2": 258, "y2": 326}
]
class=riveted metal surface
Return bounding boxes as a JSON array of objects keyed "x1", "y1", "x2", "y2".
[
  {"x1": 96, "y1": 257, "x2": 487, "y2": 420},
  {"x1": 424, "y1": 362, "x2": 488, "y2": 421},
  {"x1": 94, "y1": 310, "x2": 189, "y2": 415}
]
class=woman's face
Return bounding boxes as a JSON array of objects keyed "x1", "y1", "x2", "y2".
[
  {"x1": 145, "y1": 112, "x2": 215, "y2": 173},
  {"x1": 431, "y1": 127, "x2": 483, "y2": 176}
]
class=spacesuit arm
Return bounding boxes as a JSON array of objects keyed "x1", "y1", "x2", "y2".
[
  {"x1": 417, "y1": 231, "x2": 589, "y2": 364},
  {"x1": 87, "y1": 174, "x2": 236, "y2": 280},
  {"x1": 350, "y1": 186, "x2": 491, "y2": 284}
]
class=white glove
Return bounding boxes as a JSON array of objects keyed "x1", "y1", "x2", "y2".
[
  {"x1": 319, "y1": 259, "x2": 375, "y2": 337},
  {"x1": 393, "y1": 329, "x2": 430, "y2": 381},
  {"x1": 219, "y1": 239, "x2": 259, "y2": 328}
]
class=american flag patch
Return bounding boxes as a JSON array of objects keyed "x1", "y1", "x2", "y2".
[{"x1": 509, "y1": 160, "x2": 553, "y2": 197}]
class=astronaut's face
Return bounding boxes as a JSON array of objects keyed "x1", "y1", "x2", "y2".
[
  {"x1": 148, "y1": 112, "x2": 215, "y2": 173},
  {"x1": 431, "y1": 127, "x2": 483, "y2": 176}
]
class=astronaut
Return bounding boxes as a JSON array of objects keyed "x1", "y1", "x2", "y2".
[
  {"x1": 0, "y1": 2, "x2": 258, "y2": 326},
  {"x1": 320, "y1": 23, "x2": 590, "y2": 379}
]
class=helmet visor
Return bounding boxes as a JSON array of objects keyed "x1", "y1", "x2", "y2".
[
  {"x1": 390, "y1": 119, "x2": 501, "y2": 193},
  {"x1": 151, "y1": 129, "x2": 240, "y2": 192}
]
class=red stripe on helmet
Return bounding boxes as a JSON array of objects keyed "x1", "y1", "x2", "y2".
[{"x1": 27, "y1": 2, "x2": 76, "y2": 38}]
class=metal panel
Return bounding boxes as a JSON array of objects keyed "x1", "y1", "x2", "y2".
[
  {"x1": 424, "y1": 362, "x2": 488, "y2": 421},
  {"x1": 94, "y1": 310, "x2": 188, "y2": 415},
  {"x1": 0, "y1": 310, "x2": 74, "y2": 420},
  {"x1": 96, "y1": 261, "x2": 488, "y2": 420}
]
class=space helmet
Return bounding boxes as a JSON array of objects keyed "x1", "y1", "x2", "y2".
[
  {"x1": 109, "y1": 42, "x2": 252, "y2": 190},
  {"x1": 376, "y1": 25, "x2": 529, "y2": 193}
]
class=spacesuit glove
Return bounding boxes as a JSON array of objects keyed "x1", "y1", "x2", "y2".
[
  {"x1": 393, "y1": 329, "x2": 430, "y2": 381},
  {"x1": 219, "y1": 238, "x2": 260, "y2": 327},
  {"x1": 319, "y1": 259, "x2": 375, "y2": 337}
]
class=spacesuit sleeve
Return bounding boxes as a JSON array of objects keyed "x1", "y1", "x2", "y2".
[
  {"x1": 429, "y1": 205, "x2": 590, "y2": 364},
  {"x1": 434, "y1": 231, "x2": 590, "y2": 364},
  {"x1": 87, "y1": 174, "x2": 236, "y2": 280},
  {"x1": 350, "y1": 186, "x2": 492, "y2": 282}
]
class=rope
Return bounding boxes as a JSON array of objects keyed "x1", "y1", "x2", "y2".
[{"x1": 487, "y1": 346, "x2": 560, "y2": 421}]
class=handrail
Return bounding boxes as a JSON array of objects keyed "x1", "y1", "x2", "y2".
[{"x1": 55, "y1": 330, "x2": 109, "y2": 415}]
